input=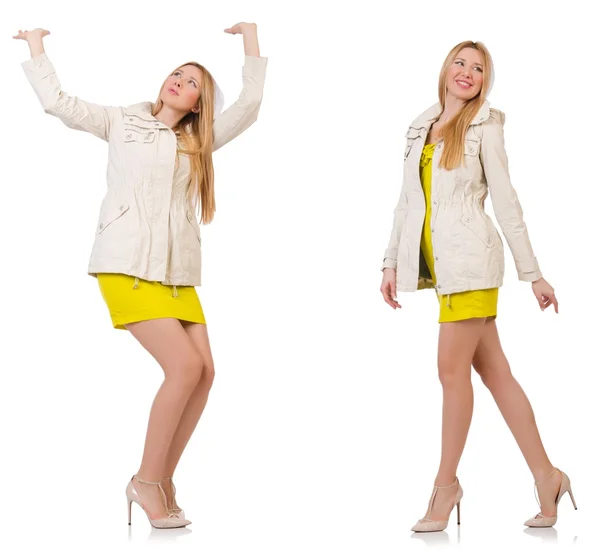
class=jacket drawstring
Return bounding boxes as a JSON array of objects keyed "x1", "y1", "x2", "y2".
[
  {"x1": 133, "y1": 277, "x2": 139, "y2": 289},
  {"x1": 446, "y1": 294, "x2": 451, "y2": 309},
  {"x1": 172, "y1": 285, "x2": 179, "y2": 298}
]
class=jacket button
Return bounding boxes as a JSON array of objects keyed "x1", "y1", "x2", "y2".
[
  {"x1": 155, "y1": 122, "x2": 160, "y2": 126},
  {"x1": 126, "y1": 133, "x2": 132, "y2": 139},
  {"x1": 119, "y1": 205, "x2": 124, "y2": 211},
  {"x1": 435, "y1": 257, "x2": 439, "y2": 261},
  {"x1": 129, "y1": 117, "x2": 134, "y2": 121},
  {"x1": 431, "y1": 229, "x2": 435, "y2": 233},
  {"x1": 433, "y1": 200, "x2": 437, "y2": 205},
  {"x1": 438, "y1": 284, "x2": 442, "y2": 289},
  {"x1": 433, "y1": 171, "x2": 439, "y2": 177},
  {"x1": 466, "y1": 217, "x2": 471, "y2": 223},
  {"x1": 469, "y1": 147, "x2": 474, "y2": 152},
  {"x1": 99, "y1": 223, "x2": 104, "y2": 229}
]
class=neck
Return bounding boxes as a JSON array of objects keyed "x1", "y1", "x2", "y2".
[
  {"x1": 438, "y1": 93, "x2": 467, "y2": 124},
  {"x1": 154, "y1": 103, "x2": 188, "y2": 129}
]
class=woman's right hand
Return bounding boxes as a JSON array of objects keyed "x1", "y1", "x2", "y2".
[
  {"x1": 381, "y1": 268, "x2": 401, "y2": 309},
  {"x1": 13, "y1": 28, "x2": 50, "y2": 42}
]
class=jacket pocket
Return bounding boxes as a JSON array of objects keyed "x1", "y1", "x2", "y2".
[
  {"x1": 464, "y1": 139, "x2": 480, "y2": 157},
  {"x1": 124, "y1": 128, "x2": 157, "y2": 144},
  {"x1": 186, "y1": 210, "x2": 201, "y2": 243},
  {"x1": 98, "y1": 201, "x2": 130, "y2": 234},
  {"x1": 460, "y1": 213, "x2": 492, "y2": 247}
]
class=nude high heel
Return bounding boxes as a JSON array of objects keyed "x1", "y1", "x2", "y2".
[
  {"x1": 524, "y1": 468, "x2": 577, "y2": 527},
  {"x1": 162, "y1": 476, "x2": 186, "y2": 519},
  {"x1": 411, "y1": 477, "x2": 463, "y2": 532},
  {"x1": 126, "y1": 474, "x2": 191, "y2": 528}
]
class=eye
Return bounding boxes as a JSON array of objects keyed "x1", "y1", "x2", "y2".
[
  {"x1": 173, "y1": 70, "x2": 182, "y2": 76},
  {"x1": 474, "y1": 66, "x2": 483, "y2": 72},
  {"x1": 188, "y1": 79, "x2": 197, "y2": 88},
  {"x1": 455, "y1": 60, "x2": 464, "y2": 66}
]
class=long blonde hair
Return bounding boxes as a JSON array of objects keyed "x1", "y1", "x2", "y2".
[
  {"x1": 152, "y1": 62, "x2": 218, "y2": 224},
  {"x1": 437, "y1": 41, "x2": 494, "y2": 170}
]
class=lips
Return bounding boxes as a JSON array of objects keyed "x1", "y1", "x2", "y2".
[
  {"x1": 168, "y1": 87, "x2": 179, "y2": 96},
  {"x1": 455, "y1": 79, "x2": 472, "y2": 89}
]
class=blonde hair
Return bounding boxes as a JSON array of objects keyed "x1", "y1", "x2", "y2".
[
  {"x1": 152, "y1": 62, "x2": 218, "y2": 224},
  {"x1": 436, "y1": 41, "x2": 494, "y2": 170}
]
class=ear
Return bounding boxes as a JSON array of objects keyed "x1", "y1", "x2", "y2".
[{"x1": 192, "y1": 105, "x2": 200, "y2": 113}]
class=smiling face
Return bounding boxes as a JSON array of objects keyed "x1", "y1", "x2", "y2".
[
  {"x1": 445, "y1": 47, "x2": 484, "y2": 101},
  {"x1": 159, "y1": 64, "x2": 203, "y2": 114}
]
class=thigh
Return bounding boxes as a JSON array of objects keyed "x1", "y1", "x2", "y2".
[
  {"x1": 125, "y1": 318, "x2": 202, "y2": 378},
  {"x1": 472, "y1": 319, "x2": 510, "y2": 378},
  {"x1": 438, "y1": 318, "x2": 487, "y2": 375}
]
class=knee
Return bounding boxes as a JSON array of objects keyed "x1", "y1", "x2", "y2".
[
  {"x1": 437, "y1": 357, "x2": 470, "y2": 387},
  {"x1": 201, "y1": 359, "x2": 215, "y2": 387},
  {"x1": 473, "y1": 359, "x2": 511, "y2": 389},
  {"x1": 167, "y1": 352, "x2": 204, "y2": 387}
]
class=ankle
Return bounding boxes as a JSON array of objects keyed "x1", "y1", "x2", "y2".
[
  {"x1": 533, "y1": 465, "x2": 557, "y2": 484},
  {"x1": 434, "y1": 476, "x2": 457, "y2": 487}
]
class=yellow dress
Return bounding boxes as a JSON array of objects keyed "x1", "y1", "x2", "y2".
[
  {"x1": 419, "y1": 143, "x2": 498, "y2": 323},
  {"x1": 96, "y1": 274, "x2": 206, "y2": 330}
]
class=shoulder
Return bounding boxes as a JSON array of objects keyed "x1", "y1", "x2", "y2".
[
  {"x1": 486, "y1": 106, "x2": 506, "y2": 127},
  {"x1": 408, "y1": 102, "x2": 442, "y2": 130}
]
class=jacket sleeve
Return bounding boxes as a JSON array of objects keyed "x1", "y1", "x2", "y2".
[
  {"x1": 480, "y1": 110, "x2": 542, "y2": 282},
  {"x1": 21, "y1": 53, "x2": 119, "y2": 141},
  {"x1": 212, "y1": 55, "x2": 268, "y2": 152},
  {"x1": 381, "y1": 186, "x2": 409, "y2": 271}
]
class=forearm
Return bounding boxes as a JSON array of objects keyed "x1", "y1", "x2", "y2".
[
  {"x1": 27, "y1": 37, "x2": 45, "y2": 58},
  {"x1": 242, "y1": 25, "x2": 260, "y2": 56}
]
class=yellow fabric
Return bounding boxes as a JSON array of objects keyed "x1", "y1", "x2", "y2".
[
  {"x1": 97, "y1": 273, "x2": 206, "y2": 330},
  {"x1": 419, "y1": 143, "x2": 498, "y2": 323}
]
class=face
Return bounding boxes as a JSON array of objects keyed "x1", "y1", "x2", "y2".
[
  {"x1": 160, "y1": 64, "x2": 203, "y2": 113},
  {"x1": 445, "y1": 47, "x2": 484, "y2": 101}
]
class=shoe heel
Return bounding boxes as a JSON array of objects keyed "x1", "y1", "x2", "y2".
[
  {"x1": 567, "y1": 488, "x2": 578, "y2": 510},
  {"x1": 456, "y1": 500, "x2": 461, "y2": 525},
  {"x1": 128, "y1": 498, "x2": 133, "y2": 525}
]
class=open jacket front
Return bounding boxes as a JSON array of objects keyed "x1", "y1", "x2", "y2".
[{"x1": 382, "y1": 100, "x2": 542, "y2": 296}]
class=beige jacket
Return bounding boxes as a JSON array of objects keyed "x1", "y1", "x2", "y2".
[
  {"x1": 22, "y1": 52, "x2": 268, "y2": 286},
  {"x1": 382, "y1": 99, "x2": 542, "y2": 296}
]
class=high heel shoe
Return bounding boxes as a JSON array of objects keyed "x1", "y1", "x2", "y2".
[
  {"x1": 126, "y1": 474, "x2": 191, "y2": 528},
  {"x1": 411, "y1": 477, "x2": 463, "y2": 532},
  {"x1": 163, "y1": 476, "x2": 185, "y2": 519},
  {"x1": 524, "y1": 467, "x2": 577, "y2": 527}
]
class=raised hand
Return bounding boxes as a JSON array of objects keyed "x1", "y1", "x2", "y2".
[
  {"x1": 224, "y1": 22, "x2": 257, "y2": 35},
  {"x1": 13, "y1": 28, "x2": 50, "y2": 41}
]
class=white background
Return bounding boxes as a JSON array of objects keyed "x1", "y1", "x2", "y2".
[{"x1": 1, "y1": 0, "x2": 597, "y2": 550}]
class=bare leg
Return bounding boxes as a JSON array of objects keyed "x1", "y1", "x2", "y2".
[
  {"x1": 421, "y1": 317, "x2": 487, "y2": 522},
  {"x1": 162, "y1": 323, "x2": 216, "y2": 510},
  {"x1": 472, "y1": 319, "x2": 561, "y2": 516},
  {"x1": 125, "y1": 318, "x2": 204, "y2": 519}
]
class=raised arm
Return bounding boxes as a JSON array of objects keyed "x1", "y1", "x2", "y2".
[
  {"x1": 14, "y1": 28, "x2": 119, "y2": 141},
  {"x1": 212, "y1": 22, "x2": 268, "y2": 151}
]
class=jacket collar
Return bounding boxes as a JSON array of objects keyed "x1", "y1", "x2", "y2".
[
  {"x1": 409, "y1": 99, "x2": 491, "y2": 129},
  {"x1": 125, "y1": 101, "x2": 159, "y2": 121}
]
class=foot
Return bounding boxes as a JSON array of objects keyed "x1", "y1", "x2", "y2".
[
  {"x1": 132, "y1": 476, "x2": 172, "y2": 520},
  {"x1": 535, "y1": 468, "x2": 563, "y2": 518},
  {"x1": 418, "y1": 479, "x2": 459, "y2": 522}
]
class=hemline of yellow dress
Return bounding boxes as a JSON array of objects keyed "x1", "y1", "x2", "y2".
[
  {"x1": 420, "y1": 143, "x2": 498, "y2": 323},
  {"x1": 96, "y1": 273, "x2": 206, "y2": 330}
]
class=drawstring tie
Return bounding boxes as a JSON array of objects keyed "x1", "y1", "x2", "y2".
[
  {"x1": 446, "y1": 294, "x2": 451, "y2": 309},
  {"x1": 131, "y1": 276, "x2": 178, "y2": 298}
]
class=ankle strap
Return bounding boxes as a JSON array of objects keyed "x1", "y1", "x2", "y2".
[
  {"x1": 134, "y1": 474, "x2": 162, "y2": 485},
  {"x1": 435, "y1": 478, "x2": 458, "y2": 489}
]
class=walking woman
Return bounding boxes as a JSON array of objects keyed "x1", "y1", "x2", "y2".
[
  {"x1": 15, "y1": 23, "x2": 267, "y2": 529},
  {"x1": 380, "y1": 40, "x2": 576, "y2": 532}
]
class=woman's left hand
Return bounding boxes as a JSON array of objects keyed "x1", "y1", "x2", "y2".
[
  {"x1": 532, "y1": 278, "x2": 559, "y2": 313},
  {"x1": 224, "y1": 22, "x2": 257, "y2": 36}
]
